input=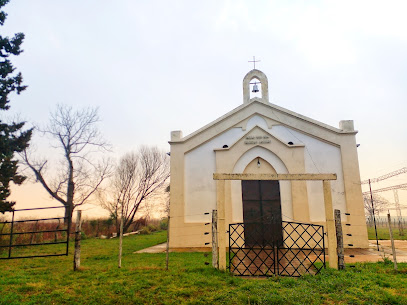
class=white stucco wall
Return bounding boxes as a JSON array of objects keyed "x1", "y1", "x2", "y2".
[
  {"x1": 246, "y1": 115, "x2": 269, "y2": 130},
  {"x1": 184, "y1": 128, "x2": 243, "y2": 222},
  {"x1": 271, "y1": 125, "x2": 346, "y2": 222}
]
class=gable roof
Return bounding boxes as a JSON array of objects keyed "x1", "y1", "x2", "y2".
[{"x1": 170, "y1": 98, "x2": 357, "y2": 145}]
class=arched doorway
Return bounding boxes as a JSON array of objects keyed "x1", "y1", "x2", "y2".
[{"x1": 242, "y1": 158, "x2": 283, "y2": 247}]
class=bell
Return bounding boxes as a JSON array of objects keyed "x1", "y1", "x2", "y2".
[{"x1": 252, "y1": 83, "x2": 259, "y2": 93}]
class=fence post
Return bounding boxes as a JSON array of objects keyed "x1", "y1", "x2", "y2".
[
  {"x1": 212, "y1": 209, "x2": 218, "y2": 269},
  {"x1": 166, "y1": 215, "x2": 170, "y2": 270},
  {"x1": 387, "y1": 213, "x2": 398, "y2": 271},
  {"x1": 118, "y1": 212, "x2": 124, "y2": 268},
  {"x1": 334, "y1": 209, "x2": 345, "y2": 270},
  {"x1": 217, "y1": 180, "x2": 227, "y2": 271},
  {"x1": 8, "y1": 210, "x2": 15, "y2": 259},
  {"x1": 73, "y1": 210, "x2": 82, "y2": 271}
]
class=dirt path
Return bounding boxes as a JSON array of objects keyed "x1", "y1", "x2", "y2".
[{"x1": 342, "y1": 240, "x2": 407, "y2": 263}]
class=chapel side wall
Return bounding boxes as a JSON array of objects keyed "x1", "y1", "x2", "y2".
[
  {"x1": 168, "y1": 143, "x2": 185, "y2": 248},
  {"x1": 169, "y1": 143, "x2": 210, "y2": 249},
  {"x1": 339, "y1": 134, "x2": 369, "y2": 248}
]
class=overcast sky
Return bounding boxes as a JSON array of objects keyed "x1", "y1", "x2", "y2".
[{"x1": 3, "y1": 0, "x2": 407, "y2": 213}]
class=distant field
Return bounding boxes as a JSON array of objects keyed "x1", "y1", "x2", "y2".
[
  {"x1": 1, "y1": 231, "x2": 407, "y2": 304},
  {"x1": 367, "y1": 226, "x2": 407, "y2": 240}
]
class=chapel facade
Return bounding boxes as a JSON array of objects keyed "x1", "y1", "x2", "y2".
[{"x1": 169, "y1": 69, "x2": 368, "y2": 250}]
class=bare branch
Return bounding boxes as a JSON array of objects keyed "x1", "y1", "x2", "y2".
[
  {"x1": 20, "y1": 149, "x2": 67, "y2": 206},
  {"x1": 98, "y1": 146, "x2": 170, "y2": 233},
  {"x1": 364, "y1": 193, "x2": 391, "y2": 217},
  {"x1": 21, "y1": 104, "x2": 111, "y2": 223}
]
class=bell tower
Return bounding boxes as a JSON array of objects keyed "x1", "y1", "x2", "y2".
[{"x1": 243, "y1": 69, "x2": 269, "y2": 104}]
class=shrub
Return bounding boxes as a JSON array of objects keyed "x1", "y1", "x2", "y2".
[
  {"x1": 159, "y1": 218, "x2": 168, "y2": 230},
  {"x1": 132, "y1": 217, "x2": 148, "y2": 232},
  {"x1": 139, "y1": 227, "x2": 151, "y2": 235}
]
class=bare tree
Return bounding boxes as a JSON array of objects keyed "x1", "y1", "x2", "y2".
[
  {"x1": 21, "y1": 104, "x2": 111, "y2": 224},
  {"x1": 99, "y1": 146, "x2": 170, "y2": 233},
  {"x1": 364, "y1": 193, "x2": 390, "y2": 219}
]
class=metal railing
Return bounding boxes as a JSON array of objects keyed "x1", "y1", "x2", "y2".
[
  {"x1": 0, "y1": 206, "x2": 70, "y2": 259},
  {"x1": 229, "y1": 221, "x2": 325, "y2": 277}
]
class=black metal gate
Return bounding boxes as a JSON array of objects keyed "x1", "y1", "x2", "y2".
[
  {"x1": 229, "y1": 221, "x2": 325, "y2": 277},
  {"x1": 0, "y1": 206, "x2": 70, "y2": 259}
]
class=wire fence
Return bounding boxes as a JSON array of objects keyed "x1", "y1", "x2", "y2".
[{"x1": 366, "y1": 216, "x2": 407, "y2": 228}]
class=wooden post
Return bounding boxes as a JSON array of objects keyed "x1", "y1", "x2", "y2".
[
  {"x1": 369, "y1": 179, "x2": 380, "y2": 251},
  {"x1": 166, "y1": 215, "x2": 170, "y2": 270},
  {"x1": 393, "y1": 190, "x2": 404, "y2": 236},
  {"x1": 212, "y1": 209, "x2": 218, "y2": 269},
  {"x1": 73, "y1": 210, "x2": 82, "y2": 271},
  {"x1": 217, "y1": 180, "x2": 226, "y2": 271},
  {"x1": 387, "y1": 213, "x2": 398, "y2": 271},
  {"x1": 323, "y1": 180, "x2": 338, "y2": 269},
  {"x1": 334, "y1": 209, "x2": 345, "y2": 270},
  {"x1": 118, "y1": 212, "x2": 124, "y2": 268}
]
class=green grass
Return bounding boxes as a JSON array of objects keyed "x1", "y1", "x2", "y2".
[
  {"x1": 368, "y1": 226, "x2": 407, "y2": 240},
  {"x1": 1, "y1": 231, "x2": 407, "y2": 304}
]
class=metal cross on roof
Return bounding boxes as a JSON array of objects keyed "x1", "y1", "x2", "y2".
[{"x1": 248, "y1": 56, "x2": 260, "y2": 69}]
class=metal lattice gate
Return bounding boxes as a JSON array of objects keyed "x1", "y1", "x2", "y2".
[
  {"x1": 0, "y1": 207, "x2": 70, "y2": 259},
  {"x1": 229, "y1": 221, "x2": 325, "y2": 277}
]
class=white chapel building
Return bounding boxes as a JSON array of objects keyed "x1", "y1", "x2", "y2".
[{"x1": 169, "y1": 69, "x2": 368, "y2": 250}]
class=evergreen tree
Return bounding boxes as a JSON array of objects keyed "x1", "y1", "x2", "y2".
[{"x1": 0, "y1": 0, "x2": 32, "y2": 213}]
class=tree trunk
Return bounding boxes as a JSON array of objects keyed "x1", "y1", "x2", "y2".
[
  {"x1": 65, "y1": 156, "x2": 75, "y2": 226},
  {"x1": 123, "y1": 218, "x2": 132, "y2": 234},
  {"x1": 64, "y1": 204, "x2": 74, "y2": 226}
]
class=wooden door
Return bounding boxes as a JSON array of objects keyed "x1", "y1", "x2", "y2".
[{"x1": 242, "y1": 180, "x2": 283, "y2": 247}]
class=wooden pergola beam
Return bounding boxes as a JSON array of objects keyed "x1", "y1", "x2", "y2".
[{"x1": 213, "y1": 173, "x2": 337, "y2": 181}]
